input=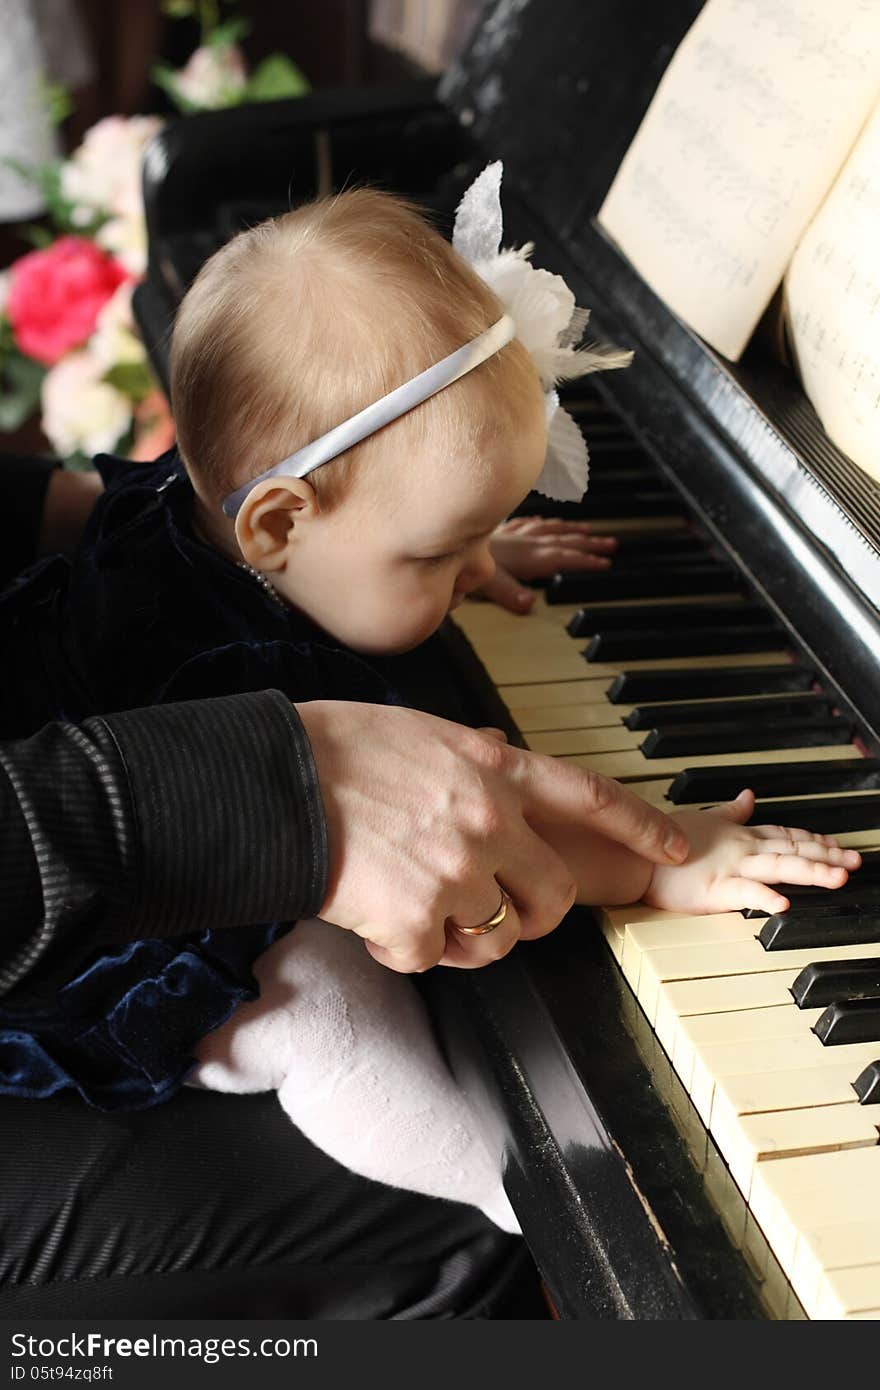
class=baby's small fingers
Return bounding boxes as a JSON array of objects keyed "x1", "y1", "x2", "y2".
[
  {"x1": 546, "y1": 547, "x2": 612, "y2": 571},
  {"x1": 752, "y1": 839, "x2": 861, "y2": 869},
  {"x1": 739, "y1": 854, "x2": 850, "y2": 889},
  {"x1": 509, "y1": 516, "x2": 593, "y2": 535},
  {"x1": 707, "y1": 789, "x2": 755, "y2": 824},
  {"x1": 751, "y1": 823, "x2": 842, "y2": 849},
  {"x1": 712, "y1": 877, "x2": 789, "y2": 915}
]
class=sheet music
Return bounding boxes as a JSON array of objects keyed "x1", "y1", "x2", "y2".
[
  {"x1": 597, "y1": 0, "x2": 880, "y2": 360},
  {"x1": 785, "y1": 100, "x2": 880, "y2": 486}
]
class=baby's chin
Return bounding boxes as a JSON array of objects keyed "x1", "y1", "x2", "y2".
[{"x1": 346, "y1": 620, "x2": 446, "y2": 657}]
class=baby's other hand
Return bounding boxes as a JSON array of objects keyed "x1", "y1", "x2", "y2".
[
  {"x1": 644, "y1": 789, "x2": 861, "y2": 916},
  {"x1": 478, "y1": 516, "x2": 618, "y2": 612}
]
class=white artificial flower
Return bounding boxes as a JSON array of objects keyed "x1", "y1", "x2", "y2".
[
  {"x1": 452, "y1": 161, "x2": 631, "y2": 501},
  {"x1": 171, "y1": 43, "x2": 247, "y2": 110},
  {"x1": 61, "y1": 115, "x2": 162, "y2": 225},
  {"x1": 41, "y1": 349, "x2": 132, "y2": 457},
  {"x1": 95, "y1": 212, "x2": 148, "y2": 276},
  {"x1": 89, "y1": 282, "x2": 145, "y2": 370}
]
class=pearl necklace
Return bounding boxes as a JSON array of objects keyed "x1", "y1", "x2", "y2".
[{"x1": 237, "y1": 561, "x2": 285, "y2": 609}]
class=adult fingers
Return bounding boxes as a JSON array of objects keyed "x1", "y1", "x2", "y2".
[
  {"x1": 362, "y1": 918, "x2": 450, "y2": 974},
  {"x1": 508, "y1": 747, "x2": 689, "y2": 865},
  {"x1": 494, "y1": 823, "x2": 578, "y2": 941},
  {"x1": 440, "y1": 887, "x2": 522, "y2": 968}
]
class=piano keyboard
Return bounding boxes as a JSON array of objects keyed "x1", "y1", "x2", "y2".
[{"x1": 452, "y1": 398, "x2": 880, "y2": 1319}]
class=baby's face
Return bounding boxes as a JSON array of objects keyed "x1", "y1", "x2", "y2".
[{"x1": 278, "y1": 408, "x2": 547, "y2": 654}]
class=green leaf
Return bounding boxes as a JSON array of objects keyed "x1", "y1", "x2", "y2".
[
  {"x1": 162, "y1": 0, "x2": 196, "y2": 17},
  {"x1": 151, "y1": 62, "x2": 203, "y2": 114},
  {"x1": 18, "y1": 223, "x2": 55, "y2": 248},
  {"x1": 245, "y1": 54, "x2": 310, "y2": 103},
  {"x1": 206, "y1": 17, "x2": 250, "y2": 46},
  {"x1": 40, "y1": 80, "x2": 73, "y2": 127},
  {"x1": 0, "y1": 353, "x2": 46, "y2": 432},
  {"x1": 103, "y1": 360, "x2": 153, "y2": 402},
  {"x1": 63, "y1": 450, "x2": 109, "y2": 472}
]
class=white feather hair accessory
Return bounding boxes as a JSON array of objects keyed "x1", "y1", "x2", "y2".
[{"x1": 452, "y1": 161, "x2": 632, "y2": 502}]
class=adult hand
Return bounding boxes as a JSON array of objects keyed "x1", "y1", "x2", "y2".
[
  {"x1": 480, "y1": 516, "x2": 617, "y2": 612},
  {"x1": 295, "y1": 701, "x2": 689, "y2": 974}
]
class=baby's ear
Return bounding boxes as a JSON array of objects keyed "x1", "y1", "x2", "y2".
[{"x1": 234, "y1": 477, "x2": 317, "y2": 569}]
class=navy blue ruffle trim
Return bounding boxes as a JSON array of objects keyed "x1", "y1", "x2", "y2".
[{"x1": 0, "y1": 922, "x2": 285, "y2": 1110}]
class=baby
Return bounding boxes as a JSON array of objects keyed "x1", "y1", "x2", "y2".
[{"x1": 0, "y1": 168, "x2": 858, "y2": 1235}]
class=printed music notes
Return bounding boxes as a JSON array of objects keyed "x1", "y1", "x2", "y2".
[{"x1": 597, "y1": 0, "x2": 880, "y2": 361}]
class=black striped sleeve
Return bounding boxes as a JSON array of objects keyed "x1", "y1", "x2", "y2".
[{"x1": 0, "y1": 691, "x2": 328, "y2": 993}]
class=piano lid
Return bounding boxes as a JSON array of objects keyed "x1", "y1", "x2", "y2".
[{"x1": 443, "y1": 0, "x2": 880, "y2": 740}]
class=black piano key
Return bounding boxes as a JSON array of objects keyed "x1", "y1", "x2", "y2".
[
  {"x1": 581, "y1": 491, "x2": 679, "y2": 518},
  {"x1": 546, "y1": 563, "x2": 738, "y2": 604},
  {"x1": 604, "y1": 532, "x2": 705, "y2": 558},
  {"x1": 853, "y1": 1061, "x2": 880, "y2": 1103},
  {"x1": 624, "y1": 695, "x2": 834, "y2": 731},
  {"x1": 567, "y1": 601, "x2": 770, "y2": 637},
  {"x1": 607, "y1": 664, "x2": 815, "y2": 704},
  {"x1": 642, "y1": 718, "x2": 853, "y2": 759},
  {"x1": 759, "y1": 911, "x2": 880, "y2": 950},
  {"x1": 584, "y1": 624, "x2": 786, "y2": 662},
  {"x1": 667, "y1": 758, "x2": 880, "y2": 804},
  {"x1": 792, "y1": 959, "x2": 880, "y2": 1009},
  {"x1": 586, "y1": 472, "x2": 663, "y2": 494},
  {"x1": 748, "y1": 795, "x2": 880, "y2": 834},
  {"x1": 813, "y1": 999, "x2": 880, "y2": 1046}
]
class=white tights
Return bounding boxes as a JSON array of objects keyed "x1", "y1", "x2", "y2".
[{"x1": 191, "y1": 919, "x2": 519, "y2": 1233}]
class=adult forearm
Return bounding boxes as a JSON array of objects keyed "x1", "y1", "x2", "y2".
[{"x1": 0, "y1": 691, "x2": 328, "y2": 993}]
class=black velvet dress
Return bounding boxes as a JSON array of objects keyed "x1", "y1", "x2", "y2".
[{"x1": 0, "y1": 450, "x2": 471, "y2": 1112}]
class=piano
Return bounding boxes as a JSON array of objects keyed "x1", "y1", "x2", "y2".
[{"x1": 134, "y1": 0, "x2": 880, "y2": 1319}]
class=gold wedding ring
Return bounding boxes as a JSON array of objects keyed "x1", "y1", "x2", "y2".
[{"x1": 453, "y1": 889, "x2": 511, "y2": 936}]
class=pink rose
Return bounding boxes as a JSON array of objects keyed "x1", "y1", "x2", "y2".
[{"x1": 7, "y1": 237, "x2": 128, "y2": 366}]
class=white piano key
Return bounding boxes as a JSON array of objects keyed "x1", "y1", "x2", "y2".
[
  {"x1": 511, "y1": 701, "x2": 635, "y2": 732},
  {"x1": 564, "y1": 742, "x2": 862, "y2": 782},
  {"x1": 620, "y1": 913, "x2": 758, "y2": 994},
  {"x1": 528, "y1": 724, "x2": 642, "y2": 755},
  {"x1": 486, "y1": 647, "x2": 794, "y2": 688},
  {"x1": 713, "y1": 1101, "x2": 878, "y2": 1200},
  {"x1": 637, "y1": 936, "x2": 880, "y2": 1020},
  {"x1": 501, "y1": 677, "x2": 617, "y2": 708},
  {"x1": 749, "y1": 1147, "x2": 880, "y2": 1277},
  {"x1": 689, "y1": 1035, "x2": 880, "y2": 1128},
  {"x1": 672, "y1": 1003, "x2": 823, "y2": 1094},
  {"x1": 792, "y1": 1220, "x2": 880, "y2": 1316},
  {"x1": 654, "y1": 972, "x2": 801, "y2": 1059}
]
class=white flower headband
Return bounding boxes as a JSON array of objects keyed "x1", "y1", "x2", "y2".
[{"x1": 222, "y1": 161, "x2": 631, "y2": 520}]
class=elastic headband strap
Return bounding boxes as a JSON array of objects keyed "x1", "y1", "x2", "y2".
[{"x1": 222, "y1": 313, "x2": 516, "y2": 520}]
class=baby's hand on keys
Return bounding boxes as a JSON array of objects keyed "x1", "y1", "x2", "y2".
[
  {"x1": 478, "y1": 516, "x2": 618, "y2": 612},
  {"x1": 644, "y1": 788, "x2": 862, "y2": 916}
]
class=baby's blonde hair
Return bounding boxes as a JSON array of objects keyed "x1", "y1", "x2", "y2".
[{"x1": 170, "y1": 187, "x2": 543, "y2": 510}]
